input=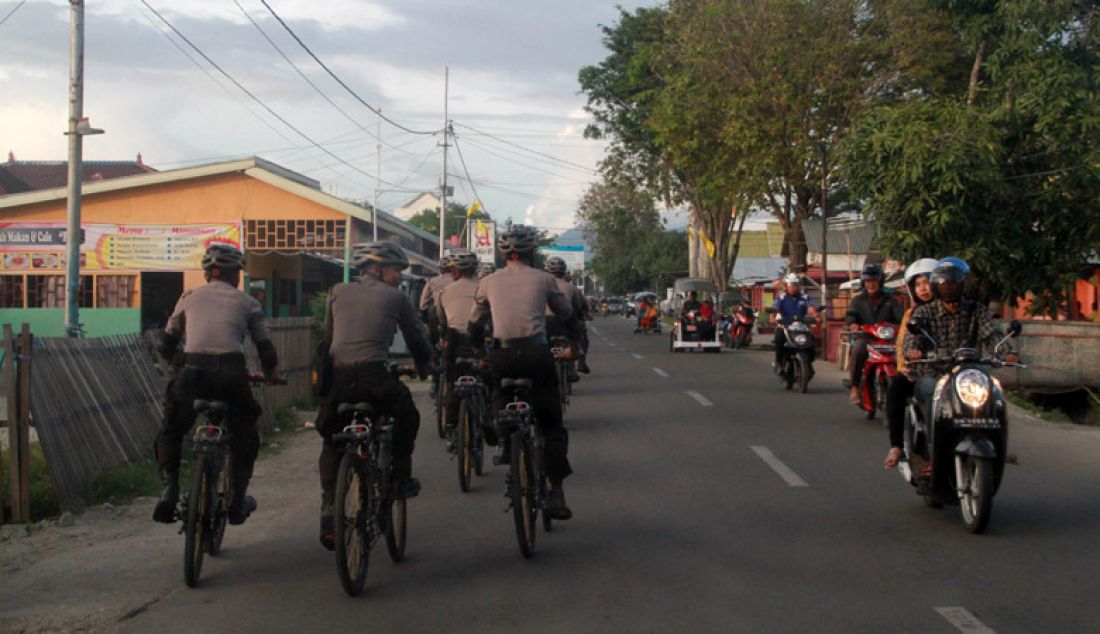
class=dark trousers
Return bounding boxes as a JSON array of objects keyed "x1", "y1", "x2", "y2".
[
  {"x1": 774, "y1": 329, "x2": 787, "y2": 366},
  {"x1": 443, "y1": 329, "x2": 483, "y2": 427},
  {"x1": 489, "y1": 344, "x2": 572, "y2": 482},
  {"x1": 315, "y1": 364, "x2": 421, "y2": 498},
  {"x1": 849, "y1": 336, "x2": 869, "y2": 387},
  {"x1": 914, "y1": 375, "x2": 938, "y2": 423},
  {"x1": 886, "y1": 374, "x2": 914, "y2": 448},
  {"x1": 156, "y1": 354, "x2": 262, "y2": 492}
]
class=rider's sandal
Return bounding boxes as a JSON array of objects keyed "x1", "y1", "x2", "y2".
[{"x1": 883, "y1": 447, "x2": 903, "y2": 469}]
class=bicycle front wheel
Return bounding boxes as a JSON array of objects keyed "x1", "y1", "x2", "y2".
[
  {"x1": 510, "y1": 431, "x2": 536, "y2": 558},
  {"x1": 458, "y1": 398, "x2": 474, "y2": 493},
  {"x1": 334, "y1": 452, "x2": 370, "y2": 596},
  {"x1": 183, "y1": 453, "x2": 210, "y2": 588},
  {"x1": 385, "y1": 496, "x2": 407, "y2": 562},
  {"x1": 207, "y1": 453, "x2": 230, "y2": 555}
]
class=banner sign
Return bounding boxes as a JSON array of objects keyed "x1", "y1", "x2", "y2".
[
  {"x1": 0, "y1": 222, "x2": 242, "y2": 271},
  {"x1": 468, "y1": 220, "x2": 496, "y2": 264},
  {"x1": 543, "y1": 244, "x2": 585, "y2": 272}
]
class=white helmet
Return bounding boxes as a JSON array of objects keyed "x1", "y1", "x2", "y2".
[
  {"x1": 783, "y1": 273, "x2": 801, "y2": 286},
  {"x1": 904, "y1": 257, "x2": 939, "y2": 302}
]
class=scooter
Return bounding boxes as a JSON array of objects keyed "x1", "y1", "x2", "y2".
[
  {"x1": 728, "y1": 305, "x2": 755, "y2": 349},
  {"x1": 844, "y1": 322, "x2": 898, "y2": 421},
  {"x1": 767, "y1": 308, "x2": 816, "y2": 393},
  {"x1": 898, "y1": 319, "x2": 1023, "y2": 534}
]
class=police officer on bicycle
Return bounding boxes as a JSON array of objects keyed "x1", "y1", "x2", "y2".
[
  {"x1": 154, "y1": 244, "x2": 280, "y2": 525},
  {"x1": 468, "y1": 225, "x2": 579, "y2": 520},
  {"x1": 437, "y1": 250, "x2": 483, "y2": 436},
  {"x1": 544, "y1": 256, "x2": 591, "y2": 377},
  {"x1": 314, "y1": 242, "x2": 433, "y2": 550}
]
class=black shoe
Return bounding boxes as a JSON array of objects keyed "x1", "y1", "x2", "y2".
[
  {"x1": 578, "y1": 360, "x2": 591, "y2": 374},
  {"x1": 227, "y1": 495, "x2": 257, "y2": 525},
  {"x1": 546, "y1": 487, "x2": 573, "y2": 521},
  {"x1": 568, "y1": 372, "x2": 580, "y2": 383},
  {"x1": 394, "y1": 477, "x2": 421, "y2": 499},
  {"x1": 152, "y1": 480, "x2": 179, "y2": 524},
  {"x1": 482, "y1": 423, "x2": 498, "y2": 446},
  {"x1": 493, "y1": 444, "x2": 510, "y2": 465},
  {"x1": 319, "y1": 511, "x2": 335, "y2": 551}
]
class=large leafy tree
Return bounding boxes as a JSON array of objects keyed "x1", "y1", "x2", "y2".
[{"x1": 842, "y1": 0, "x2": 1100, "y2": 313}]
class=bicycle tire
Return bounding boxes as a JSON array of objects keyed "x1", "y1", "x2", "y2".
[
  {"x1": 386, "y1": 497, "x2": 407, "y2": 562},
  {"x1": 543, "y1": 478, "x2": 553, "y2": 533},
  {"x1": 435, "y1": 377, "x2": 447, "y2": 439},
  {"x1": 183, "y1": 453, "x2": 209, "y2": 588},
  {"x1": 510, "y1": 431, "x2": 536, "y2": 558},
  {"x1": 334, "y1": 452, "x2": 369, "y2": 596},
  {"x1": 473, "y1": 395, "x2": 486, "y2": 477},
  {"x1": 458, "y1": 398, "x2": 473, "y2": 493},
  {"x1": 207, "y1": 453, "x2": 230, "y2": 556}
]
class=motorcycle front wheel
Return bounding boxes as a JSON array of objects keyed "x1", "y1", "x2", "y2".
[
  {"x1": 959, "y1": 455, "x2": 994, "y2": 534},
  {"x1": 796, "y1": 356, "x2": 809, "y2": 393}
]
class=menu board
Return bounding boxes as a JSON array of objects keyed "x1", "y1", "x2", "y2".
[{"x1": 0, "y1": 222, "x2": 242, "y2": 271}]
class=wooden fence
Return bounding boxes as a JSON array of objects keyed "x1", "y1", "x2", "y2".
[{"x1": 20, "y1": 317, "x2": 314, "y2": 513}]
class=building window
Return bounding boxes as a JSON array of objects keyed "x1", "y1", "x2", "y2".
[
  {"x1": 97, "y1": 275, "x2": 136, "y2": 308},
  {"x1": 0, "y1": 275, "x2": 24, "y2": 308},
  {"x1": 26, "y1": 275, "x2": 93, "y2": 308},
  {"x1": 246, "y1": 219, "x2": 345, "y2": 250}
]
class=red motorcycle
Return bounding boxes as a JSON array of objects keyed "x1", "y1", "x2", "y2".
[
  {"x1": 727, "y1": 306, "x2": 755, "y2": 349},
  {"x1": 851, "y1": 322, "x2": 898, "y2": 421}
]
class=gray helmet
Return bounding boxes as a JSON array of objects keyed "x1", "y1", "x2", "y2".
[
  {"x1": 497, "y1": 224, "x2": 538, "y2": 256},
  {"x1": 448, "y1": 250, "x2": 479, "y2": 273},
  {"x1": 352, "y1": 241, "x2": 409, "y2": 270},
  {"x1": 202, "y1": 244, "x2": 245, "y2": 272},
  {"x1": 544, "y1": 256, "x2": 567, "y2": 276},
  {"x1": 438, "y1": 255, "x2": 450, "y2": 269},
  {"x1": 477, "y1": 262, "x2": 495, "y2": 278}
]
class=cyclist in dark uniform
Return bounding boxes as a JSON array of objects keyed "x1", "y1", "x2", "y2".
[{"x1": 154, "y1": 244, "x2": 280, "y2": 525}]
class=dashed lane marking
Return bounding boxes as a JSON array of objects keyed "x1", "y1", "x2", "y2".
[
  {"x1": 935, "y1": 607, "x2": 996, "y2": 634},
  {"x1": 590, "y1": 326, "x2": 600, "y2": 336},
  {"x1": 750, "y1": 446, "x2": 809, "y2": 487},
  {"x1": 652, "y1": 367, "x2": 669, "y2": 377},
  {"x1": 632, "y1": 353, "x2": 643, "y2": 360},
  {"x1": 685, "y1": 391, "x2": 713, "y2": 407}
]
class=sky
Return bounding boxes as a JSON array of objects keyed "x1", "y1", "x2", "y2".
[{"x1": 0, "y1": 0, "x2": 673, "y2": 236}]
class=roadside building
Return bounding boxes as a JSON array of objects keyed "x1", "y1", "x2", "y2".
[
  {"x1": 391, "y1": 191, "x2": 442, "y2": 222},
  {"x1": 0, "y1": 157, "x2": 439, "y2": 336}
]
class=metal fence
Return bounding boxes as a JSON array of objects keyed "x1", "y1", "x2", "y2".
[{"x1": 27, "y1": 317, "x2": 314, "y2": 512}]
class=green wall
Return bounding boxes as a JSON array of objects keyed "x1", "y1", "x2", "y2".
[{"x1": 0, "y1": 308, "x2": 141, "y2": 337}]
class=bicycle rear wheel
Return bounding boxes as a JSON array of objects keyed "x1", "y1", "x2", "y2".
[
  {"x1": 435, "y1": 376, "x2": 447, "y2": 439},
  {"x1": 207, "y1": 453, "x2": 230, "y2": 555},
  {"x1": 183, "y1": 454, "x2": 209, "y2": 588},
  {"x1": 334, "y1": 452, "x2": 369, "y2": 596},
  {"x1": 510, "y1": 431, "x2": 537, "y2": 558},
  {"x1": 386, "y1": 496, "x2": 407, "y2": 562},
  {"x1": 458, "y1": 398, "x2": 474, "y2": 492},
  {"x1": 473, "y1": 395, "x2": 486, "y2": 477}
]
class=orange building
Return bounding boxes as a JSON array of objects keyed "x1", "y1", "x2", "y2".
[{"x1": 0, "y1": 157, "x2": 439, "y2": 336}]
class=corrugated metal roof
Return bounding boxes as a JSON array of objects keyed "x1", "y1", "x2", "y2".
[
  {"x1": 730, "y1": 256, "x2": 787, "y2": 285},
  {"x1": 0, "y1": 159, "x2": 157, "y2": 194},
  {"x1": 803, "y1": 217, "x2": 876, "y2": 255}
]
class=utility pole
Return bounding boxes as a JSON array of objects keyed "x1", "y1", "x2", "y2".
[
  {"x1": 373, "y1": 109, "x2": 381, "y2": 241},
  {"x1": 64, "y1": 0, "x2": 102, "y2": 337},
  {"x1": 820, "y1": 142, "x2": 830, "y2": 358},
  {"x1": 439, "y1": 66, "x2": 449, "y2": 259}
]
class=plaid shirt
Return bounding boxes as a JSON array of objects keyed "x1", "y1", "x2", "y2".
[{"x1": 902, "y1": 299, "x2": 1011, "y2": 377}]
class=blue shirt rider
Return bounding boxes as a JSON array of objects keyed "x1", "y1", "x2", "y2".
[{"x1": 771, "y1": 273, "x2": 815, "y2": 372}]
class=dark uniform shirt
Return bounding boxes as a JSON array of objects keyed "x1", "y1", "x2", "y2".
[
  {"x1": 326, "y1": 274, "x2": 431, "y2": 368},
  {"x1": 469, "y1": 263, "x2": 573, "y2": 340},
  {"x1": 902, "y1": 299, "x2": 1011, "y2": 377},
  {"x1": 165, "y1": 281, "x2": 270, "y2": 354},
  {"x1": 846, "y1": 290, "x2": 904, "y2": 326}
]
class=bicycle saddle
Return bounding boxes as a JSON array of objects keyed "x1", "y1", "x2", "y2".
[
  {"x1": 501, "y1": 378, "x2": 533, "y2": 390},
  {"x1": 337, "y1": 402, "x2": 376, "y2": 417},
  {"x1": 193, "y1": 400, "x2": 228, "y2": 415}
]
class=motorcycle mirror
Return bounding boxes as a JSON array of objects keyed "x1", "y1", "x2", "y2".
[{"x1": 1009, "y1": 319, "x2": 1022, "y2": 338}]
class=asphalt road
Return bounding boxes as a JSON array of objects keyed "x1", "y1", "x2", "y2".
[{"x1": 12, "y1": 315, "x2": 1100, "y2": 633}]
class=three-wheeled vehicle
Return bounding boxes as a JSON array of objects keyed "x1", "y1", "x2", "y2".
[
  {"x1": 633, "y1": 291, "x2": 661, "y2": 334},
  {"x1": 669, "y1": 278, "x2": 722, "y2": 353}
]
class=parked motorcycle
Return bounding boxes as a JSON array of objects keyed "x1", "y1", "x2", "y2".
[
  {"x1": 898, "y1": 319, "x2": 1023, "y2": 534},
  {"x1": 767, "y1": 308, "x2": 816, "y2": 392},
  {"x1": 843, "y1": 322, "x2": 898, "y2": 421}
]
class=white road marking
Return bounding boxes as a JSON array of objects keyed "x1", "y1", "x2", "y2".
[
  {"x1": 608, "y1": 341, "x2": 617, "y2": 347},
  {"x1": 750, "y1": 446, "x2": 809, "y2": 487},
  {"x1": 632, "y1": 353, "x2": 643, "y2": 360},
  {"x1": 935, "y1": 607, "x2": 996, "y2": 634},
  {"x1": 685, "y1": 390, "x2": 713, "y2": 407},
  {"x1": 590, "y1": 326, "x2": 600, "y2": 336},
  {"x1": 652, "y1": 367, "x2": 669, "y2": 377}
]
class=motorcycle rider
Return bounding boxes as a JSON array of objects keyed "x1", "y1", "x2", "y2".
[
  {"x1": 544, "y1": 256, "x2": 591, "y2": 378},
  {"x1": 468, "y1": 224, "x2": 578, "y2": 520},
  {"x1": 771, "y1": 273, "x2": 816, "y2": 374},
  {"x1": 153, "y1": 244, "x2": 280, "y2": 525},
  {"x1": 883, "y1": 258, "x2": 938, "y2": 468},
  {"x1": 682, "y1": 290, "x2": 702, "y2": 314},
  {"x1": 315, "y1": 242, "x2": 432, "y2": 550},
  {"x1": 437, "y1": 250, "x2": 483, "y2": 435},
  {"x1": 902, "y1": 257, "x2": 1019, "y2": 437},
  {"x1": 846, "y1": 264, "x2": 905, "y2": 405}
]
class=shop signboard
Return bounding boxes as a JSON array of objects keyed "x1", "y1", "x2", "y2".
[{"x1": 468, "y1": 219, "x2": 496, "y2": 264}]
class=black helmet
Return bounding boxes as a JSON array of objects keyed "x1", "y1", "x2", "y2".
[
  {"x1": 202, "y1": 244, "x2": 245, "y2": 272},
  {"x1": 860, "y1": 264, "x2": 884, "y2": 282},
  {"x1": 497, "y1": 224, "x2": 538, "y2": 256},
  {"x1": 477, "y1": 262, "x2": 495, "y2": 278},
  {"x1": 932, "y1": 257, "x2": 969, "y2": 302},
  {"x1": 448, "y1": 250, "x2": 478, "y2": 273},
  {"x1": 351, "y1": 241, "x2": 409, "y2": 270},
  {"x1": 438, "y1": 255, "x2": 450, "y2": 269},
  {"x1": 544, "y1": 256, "x2": 567, "y2": 276}
]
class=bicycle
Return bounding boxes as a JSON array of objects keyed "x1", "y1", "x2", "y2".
[
  {"x1": 450, "y1": 356, "x2": 490, "y2": 492},
  {"x1": 498, "y1": 377, "x2": 553, "y2": 558},
  {"x1": 549, "y1": 336, "x2": 572, "y2": 413},
  {"x1": 179, "y1": 373, "x2": 284, "y2": 588},
  {"x1": 331, "y1": 365, "x2": 416, "y2": 597}
]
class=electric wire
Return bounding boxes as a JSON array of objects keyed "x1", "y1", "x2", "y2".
[
  {"x1": 457, "y1": 135, "x2": 594, "y2": 184},
  {"x1": 454, "y1": 122, "x2": 595, "y2": 172},
  {"x1": 0, "y1": 0, "x2": 25, "y2": 27},
  {"x1": 258, "y1": 0, "x2": 437, "y2": 136},
  {"x1": 450, "y1": 129, "x2": 489, "y2": 214}
]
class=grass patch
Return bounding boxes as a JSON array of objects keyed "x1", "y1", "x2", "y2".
[
  {"x1": 1, "y1": 443, "x2": 61, "y2": 521},
  {"x1": 87, "y1": 460, "x2": 162, "y2": 506},
  {"x1": 1006, "y1": 389, "x2": 1099, "y2": 426}
]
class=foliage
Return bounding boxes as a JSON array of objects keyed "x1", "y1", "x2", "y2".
[
  {"x1": 2, "y1": 443, "x2": 61, "y2": 520},
  {"x1": 88, "y1": 459, "x2": 161, "y2": 507},
  {"x1": 407, "y1": 202, "x2": 491, "y2": 245},
  {"x1": 842, "y1": 0, "x2": 1100, "y2": 312}
]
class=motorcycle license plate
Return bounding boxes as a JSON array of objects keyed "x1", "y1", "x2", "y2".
[
  {"x1": 952, "y1": 417, "x2": 1001, "y2": 429},
  {"x1": 686, "y1": 325, "x2": 697, "y2": 332}
]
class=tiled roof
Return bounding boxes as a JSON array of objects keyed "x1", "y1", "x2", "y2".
[{"x1": 0, "y1": 159, "x2": 157, "y2": 194}]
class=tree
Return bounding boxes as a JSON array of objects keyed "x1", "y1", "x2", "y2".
[
  {"x1": 842, "y1": 0, "x2": 1100, "y2": 314},
  {"x1": 407, "y1": 202, "x2": 491, "y2": 247}
]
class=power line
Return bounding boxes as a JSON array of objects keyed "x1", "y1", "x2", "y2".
[
  {"x1": 457, "y1": 134, "x2": 594, "y2": 184},
  {"x1": 0, "y1": 0, "x2": 25, "y2": 27},
  {"x1": 139, "y1": 0, "x2": 417, "y2": 192},
  {"x1": 450, "y1": 128, "x2": 490, "y2": 213},
  {"x1": 258, "y1": 0, "x2": 438, "y2": 136},
  {"x1": 454, "y1": 122, "x2": 596, "y2": 173}
]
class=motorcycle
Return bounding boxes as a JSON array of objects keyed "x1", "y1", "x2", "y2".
[
  {"x1": 844, "y1": 322, "x2": 898, "y2": 421},
  {"x1": 767, "y1": 308, "x2": 816, "y2": 392},
  {"x1": 723, "y1": 305, "x2": 755, "y2": 349},
  {"x1": 898, "y1": 319, "x2": 1023, "y2": 534}
]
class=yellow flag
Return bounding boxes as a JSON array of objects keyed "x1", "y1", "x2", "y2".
[
  {"x1": 476, "y1": 218, "x2": 486, "y2": 234},
  {"x1": 467, "y1": 200, "x2": 481, "y2": 217},
  {"x1": 699, "y1": 232, "x2": 716, "y2": 258}
]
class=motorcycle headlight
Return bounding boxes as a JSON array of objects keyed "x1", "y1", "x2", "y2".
[
  {"x1": 793, "y1": 334, "x2": 809, "y2": 346},
  {"x1": 876, "y1": 325, "x2": 896, "y2": 340},
  {"x1": 955, "y1": 369, "x2": 990, "y2": 408}
]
